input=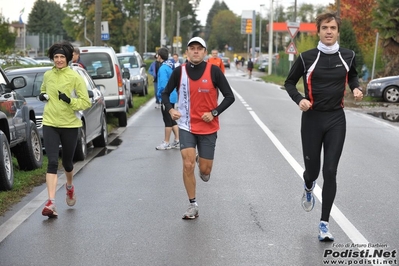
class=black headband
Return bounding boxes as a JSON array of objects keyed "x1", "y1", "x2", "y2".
[{"x1": 54, "y1": 48, "x2": 66, "y2": 55}]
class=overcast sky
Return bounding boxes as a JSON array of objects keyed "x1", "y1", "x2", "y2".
[{"x1": 0, "y1": 0, "x2": 331, "y2": 25}]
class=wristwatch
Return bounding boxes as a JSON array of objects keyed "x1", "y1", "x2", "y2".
[
  {"x1": 211, "y1": 109, "x2": 218, "y2": 117},
  {"x1": 356, "y1": 87, "x2": 363, "y2": 92}
]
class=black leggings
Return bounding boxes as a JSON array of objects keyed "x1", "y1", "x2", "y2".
[
  {"x1": 161, "y1": 103, "x2": 177, "y2": 127},
  {"x1": 43, "y1": 126, "x2": 78, "y2": 174},
  {"x1": 301, "y1": 109, "x2": 346, "y2": 222}
]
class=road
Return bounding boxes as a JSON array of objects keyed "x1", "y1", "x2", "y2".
[{"x1": 0, "y1": 66, "x2": 398, "y2": 266}]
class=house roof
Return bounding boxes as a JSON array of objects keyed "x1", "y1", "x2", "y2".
[{"x1": 267, "y1": 22, "x2": 317, "y2": 33}]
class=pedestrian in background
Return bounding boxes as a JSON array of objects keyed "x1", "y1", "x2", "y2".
[
  {"x1": 207, "y1": 49, "x2": 225, "y2": 73},
  {"x1": 155, "y1": 47, "x2": 179, "y2": 150},
  {"x1": 284, "y1": 12, "x2": 363, "y2": 241},
  {"x1": 247, "y1": 58, "x2": 254, "y2": 79},
  {"x1": 149, "y1": 54, "x2": 162, "y2": 108},
  {"x1": 161, "y1": 37, "x2": 235, "y2": 220},
  {"x1": 71, "y1": 47, "x2": 86, "y2": 69},
  {"x1": 40, "y1": 41, "x2": 91, "y2": 218},
  {"x1": 173, "y1": 53, "x2": 181, "y2": 68}
]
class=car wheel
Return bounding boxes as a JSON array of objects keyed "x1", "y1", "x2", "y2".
[
  {"x1": 145, "y1": 80, "x2": 148, "y2": 95},
  {"x1": 13, "y1": 121, "x2": 43, "y2": 170},
  {"x1": 0, "y1": 131, "x2": 13, "y2": 191},
  {"x1": 93, "y1": 113, "x2": 108, "y2": 147},
  {"x1": 139, "y1": 86, "x2": 146, "y2": 96},
  {"x1": 383, "y1": 86, "x2": 399, "y2": 103},
  {"x1": 118, "y1": 111, "x2": 128, "y2": 127},
  {"x1": 73, "y1": 125, "x2": 87, "y2": 161},
  {"x1": 128, "y1": 93, "x2": 133, "y2": 108}
]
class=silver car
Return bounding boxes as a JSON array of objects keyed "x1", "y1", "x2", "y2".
[
  {"x1": 5, "y1": 65, "x2": 108, "y2": 161},
  {"x1": 366, "y1": 75, "x2": 399, "y2": 103}
]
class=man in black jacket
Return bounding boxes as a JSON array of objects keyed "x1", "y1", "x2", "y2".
[{"x1": 284, "y1": 12, "x2": 363, "y2": 242}]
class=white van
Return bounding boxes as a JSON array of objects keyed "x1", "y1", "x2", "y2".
[{"x1": 79, "y1": 46, "x2": 129, "y2": 127}]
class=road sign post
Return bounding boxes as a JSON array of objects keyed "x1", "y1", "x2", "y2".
[{"x1": 101, "y1": 21, "x2": 110, "y2": 41}]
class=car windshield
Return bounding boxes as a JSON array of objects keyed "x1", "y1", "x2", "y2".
[
  {"x1": 80, "y1": 53, "x2": 114, "y2": 79},
  {"x1": 118, "y1": 56, "x2": 139, "y2": 69}
]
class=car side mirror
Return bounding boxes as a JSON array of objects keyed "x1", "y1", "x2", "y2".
[
  {"x1": 122, "y1": 70, "x2": 130, "y2": 79},
  {"x1": 11, "y1": 76, "x2": 27, "y2": 89},
  {"x1": 141, "y1": 63, "x2": 147, "y2": 68}
]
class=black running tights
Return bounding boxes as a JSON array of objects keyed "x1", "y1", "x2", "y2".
[
  {"x1": 301, "y1": 109, "x2": 346, "y2": 222},
  {"x1": 43, "y1": 126, "x2": 78, "y2": 174}
]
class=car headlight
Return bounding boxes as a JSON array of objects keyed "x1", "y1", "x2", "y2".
[
  {"x1": 367, "y1": 82, "x2": 381, "y2": 89},
  {"x1": 130, "y1": 75, "x2": 141, "y2": 81}
]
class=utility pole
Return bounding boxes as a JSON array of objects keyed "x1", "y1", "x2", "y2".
[
  {"x1": 160, "y1": 0, "x2": 166, "y2": 47},
  {"x1": 259, "y1": 4, "x2": 264, "y2": 55},
  {"x1": 139, "y1": 0, "x2": 144, "y2": 54},
  {"x1": 144, "y1": 4, "x2": 150, "y2": 53},
  {"x1": 170, "y1": 2, "x2": 174, "y2": 54},
  {"x1": 94, "y1": 0, "x2": 102, "y2": 46},
  {"x1": 268, "y1": 0, "x2": 274, "y2": 75}
]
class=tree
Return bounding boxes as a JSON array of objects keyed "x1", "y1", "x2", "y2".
[
  {"x1": 207, "y1": 10, "x2": 240, "y2": 52},
  {"x1": 28, "y1": 0, "x2": 68, "y2": 39},
  {"x1": 0, "y1": 16, "x2": 16, "y2": 54},
  {"x1": 339, "y1": 19, "x2": 363, "y2": 71},
  {"x1": 340, "y1": 0, "x2": 377, "y2": 69},
  {"x1": 372, "y1": 0, "x2": 399, "y2": 76},
  {"x1": 204, "y1": 0, "x2": 230, "y2": 42}
]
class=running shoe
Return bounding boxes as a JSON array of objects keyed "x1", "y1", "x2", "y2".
[
  {"x1": 156, "y1": 141, "x2": 171, "y2": 150},
  {"x1": 301, "y1": 181, "x2": 315, "y2": 212},
  {"x1": 196, "y1": 153, "x2": 210, "y2": 182},
  {"x1": 42, "y1": 200, "x2": 58, "y2": 218},
  {"x1": 318, "y1": 221, "x2": 334, "y2": 241},
  {"x1": 171, "y1": 140, "x2": 180, "y2": 149},
  {"x1": 66, "y1": 184, "x2": 76, "y2": 206},
  {"x1": 182, "y1": 203, "x2": 199, "y2": 220}
]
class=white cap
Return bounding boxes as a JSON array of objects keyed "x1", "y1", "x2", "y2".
[{"x1": 187, "y1": 37, "x2": 207, "y2": 49}]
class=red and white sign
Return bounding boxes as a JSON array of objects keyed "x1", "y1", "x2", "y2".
[
  {"x1": 286, "y1": 42, "x2": 298, "y2": 54},
  {"x1": 287, "y1": 22, "x2": 300, "y2": 39}
]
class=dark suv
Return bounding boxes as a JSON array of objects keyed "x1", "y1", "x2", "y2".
[{"x1": 0, "y1": 67, "x2": 43, "y2": 191}]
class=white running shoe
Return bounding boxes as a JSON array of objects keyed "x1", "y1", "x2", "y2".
[{"x1": 156, "y1": 141, "x2": 171, "y2": 150}]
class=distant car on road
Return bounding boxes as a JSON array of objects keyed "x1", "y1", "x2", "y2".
[
  {"x1": 117, "y1": 52, "x2": 148, "y2": 96},
  {"x1": 366, "y1": 75, "x2": 399, "y2": 103},
  {"x1": 222, "y1": 57, "x2": 230, "y2": 69},
  {"x1": 6, "y1": 65, "x2": 108, "y2": 161}
]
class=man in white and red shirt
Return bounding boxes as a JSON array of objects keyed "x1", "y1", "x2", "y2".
[{"x1": 162, "y1": 37, "x2": 235, "y2": 220}]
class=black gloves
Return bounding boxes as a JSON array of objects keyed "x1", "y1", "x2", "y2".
[
  {"x1": 58, "y1": 91, "x2": 71, "y2": 104},
  {"x1": 38, "y1": 93, "x2": 48, "y2": 101}
]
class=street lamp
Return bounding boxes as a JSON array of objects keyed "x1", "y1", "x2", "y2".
[
  {"x1": 176, "y1": 11, "x2": 192, "y2": 55},
  {"x1": 144, "y1": 3, "x2": 150, "y2": 53},
  {"x1": 259, "y1": 4, "x2": 265, "y2": 56}
]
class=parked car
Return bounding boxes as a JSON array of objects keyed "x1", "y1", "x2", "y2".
[
  {"x1": 258, "y1": 59, "x2": 269, "y2": 72},
  {"x1": 0, "y1": 66, "x2": 43, "y2": 191},
  {"x1": 79, "y1": 46, "x2": 129, "y2": 127},
  {"x1": 33, "y1": 56, "x2": 53, "y2": 65},
  {"x1": 221, "y1": 57, "x2": 230, "y2": 69},
  {"x1": 366, "y1": 75, "x2": 399, "y2": 103},
  {"x1": 116, "y1": 52, "x2": 148, "y2": 96},
  {"x1": 5, "y1": 65, "x2": 108, "y2": 161}
]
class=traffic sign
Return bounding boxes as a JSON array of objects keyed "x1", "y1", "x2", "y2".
[
  {"x1": 101, "y1": 21, "x2": 110, "y2": 40},
  {"x1": 285, "y1": 42, "x2": 298, "y2": 54},
  {"x1": 287, "y1": 21, "x2": 300, "y2": 39}
]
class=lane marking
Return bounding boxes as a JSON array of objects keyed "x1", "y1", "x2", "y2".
[{"x1": 233, "y1": 88, "x2": 389, "y2": 266}]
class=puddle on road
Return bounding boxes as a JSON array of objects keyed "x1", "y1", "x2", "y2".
[
  {"x1": 95, "y1": 137, "x2": 123, "y2": 157},
  {"x1": 367, "y1": 111, "x2": 399, "y2": 123}
]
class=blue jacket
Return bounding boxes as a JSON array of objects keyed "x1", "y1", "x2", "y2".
[{"x1": 157, "y1": 60, "x2": 177, "y2": 103}]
